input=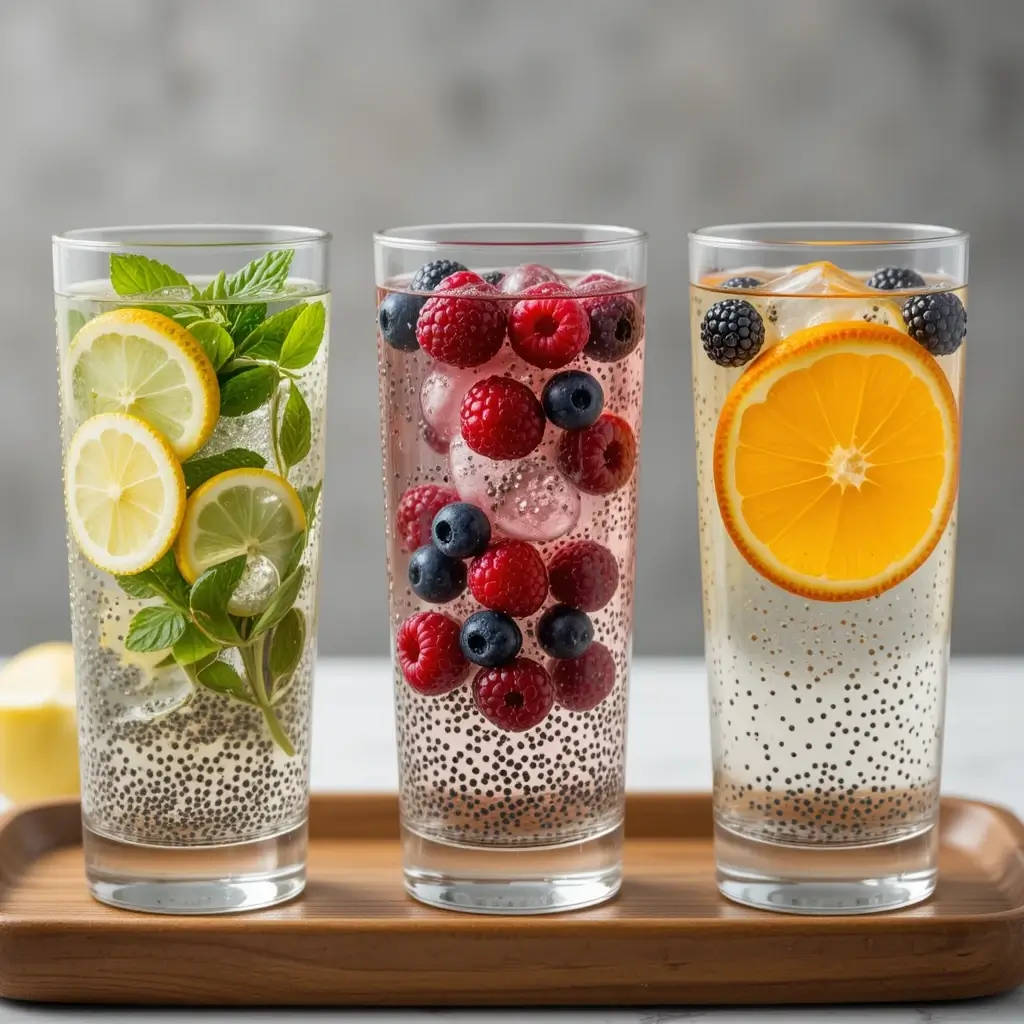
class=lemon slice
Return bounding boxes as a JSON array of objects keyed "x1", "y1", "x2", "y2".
[
  {"x1": 0, "y1": 643, "x2": 79, "y2": 803},
  {"x1": 714, "y1": 322, "x2": 959, "y2": 601},
  {"x1": 174, "y1": 469, "x2": 306, "y2": 610},
  {"x1": 68, "y1": 308, "x2": 219, "y2": 459},
  {"x1": 65, "y1": 412, "x2": 187, "y2": 574}
]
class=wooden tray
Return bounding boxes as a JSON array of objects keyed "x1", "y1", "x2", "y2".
[{"x1": 1, "y1": 793, "x2": 1022, "y2": 1006}]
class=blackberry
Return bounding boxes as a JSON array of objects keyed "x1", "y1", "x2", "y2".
[
  {"x1": 701, "y1": 298, "x2": 765, "y2": 367},
  {"x1": 902, "y1": 291, "x2": 967, "y2": 355},
  {"x1": 377, "y1": 291, "x2": 424, "y2": 351},
  {"x1": 721, "y1": 275, "x2": 764, "y2": 289},
  {"x1": 411, "y1": 259, "x2": 468, "y2": 293},
  {"x1": 537, "y1": 605, "x2": 594, "y2": 660},
  {"x1": 482, "y1": 270, "x2": 505, "y2": 287},
  {"x1": 867, "y1": 266, "x2": 927, "y2": 291},
  {"x1": 460, "y1": 610, "x2": 522, "y2": 668}
]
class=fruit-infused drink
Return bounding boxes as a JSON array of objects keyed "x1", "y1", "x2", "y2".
[
  {"x1": 690, "y1": 223, "x2": 968, "y2": 914},
  {"x1": 375, "y1": 224, "x2": 647, "y2": 913},
  {"x1": 53, "y1": 226, "x2": 330, "y2": 913}
]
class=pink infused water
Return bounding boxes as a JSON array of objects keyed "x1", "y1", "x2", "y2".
[{"x1": 377, "y1": 265, "x2": 646, "y2": 848}]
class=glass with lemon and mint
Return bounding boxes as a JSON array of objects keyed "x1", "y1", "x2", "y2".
[{"x1": 53, "y1": 227, "x2": 330, "y2": 913}]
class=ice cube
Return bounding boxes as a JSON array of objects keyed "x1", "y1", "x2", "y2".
[
  {"x1": 449, "y1": 435, "x2": 581, "y2": 542},
  {"x1": 769, "y1": 296, "x2": 906, "y2": 340},
  {"x1": 762, "y1": 261, "x2": 866, "y2": 296},
  {"x1": 500, "y1": 264, "x2": 563, "y2": 296},
  {"x1": 420, "y1": 366, "x2": 479, "y2": 444},
  {"x1": 228, "y1": 554, "x2": 281, "y2": 616}
]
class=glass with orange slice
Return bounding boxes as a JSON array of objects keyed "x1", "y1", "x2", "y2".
[{"x1": 689, "y1": 223, "x2": 968, "y2": 915}]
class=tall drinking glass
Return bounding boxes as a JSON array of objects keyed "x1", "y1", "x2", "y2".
[
  {"x1": 375, "y1": 224, "x2": 647, "y2": 913},
  {"x1": 54, "y1": 226, "x2": 330, "y2": 913},
  {"x1": 690, "y1": 223, "x2": 967, "y2": 913}
]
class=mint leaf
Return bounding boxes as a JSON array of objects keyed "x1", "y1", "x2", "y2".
[
  {"x1": 125, "y1": 605, "x2": 188, "y2": 652},
  {"x1": 110, "y1": 254, "x2": 195, "y2": 298},
  {"x1": 279, "y1": 383, "x2": 311, "y2": 470},
  {"x1": 172, "y1": 621, "x2": 222, "y2": 665},
  {"x1": 278, "y1": 301, "x2": 326, "y2": 370},
  {"x1": 251, "y1": 566, "x2": 305, "y2": 638},
  {"x1": 219, "y1": 366, "x2": 278, "y2": 416},
  {"x1": 237, "y1": 304, "x2": 305, "y2": 360},
  {"x1": 201, "y1": 271, "x2": 227, "y2": 302},
  {"x1": 269, "y1": 608, "x2": 305, "y2": 690},
  {"x1": 197, "y1": 660, "x2": 251, "y2": 702},
  {"x1": 182, "y1": 448, "x2": 266, "y2": 493},
  {"x1": 189, "y1": 555, "x2": 246, "y2": 645},
  {"x1": 224, "y1": 250, "x2": 294, "y2": 299},
  {"x1": 67, "y1": 310, "x2": 87, "y2": 339},
  {"x1": 116, "y1": 551, "x2": 190, "y2": 611},
  {"x1": 229, "y1": 303, "x2": 266, "y2": 344},
  {"x1": 187, "y1": 319, "x2": 234, "y2": 370},
  {"x1": 298, "y1": 481, "x2": 322, "y2": 524}
]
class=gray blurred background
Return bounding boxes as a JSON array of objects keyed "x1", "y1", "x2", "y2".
[{"x1": 2, "y1": 0, "x2": 1021, "y2": 655}]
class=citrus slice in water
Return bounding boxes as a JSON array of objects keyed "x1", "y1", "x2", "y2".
[
  {"x1": 68, "y1": 308, "x2": 219, "y2": 459},
  {"x1": 174, "y1": 469, "x2": 306, "y2": 611},
  {"x1": 65, "y1": 412, "x2": 187, "y2": 574},
  {"x1": 0, "y1": 643, "x2": 79, "y2": 803},
  {"x1": 714, "y1": 321, "x2": 959, "y2": 601}
]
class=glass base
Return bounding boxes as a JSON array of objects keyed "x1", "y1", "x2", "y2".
[
  {"x1": 402, "y1": 822, "x2": 622, "y2": 915},
  {"x1": 715, "y1": 819, "x2": 938, "y2": 915},
  {"x1": 83, "y1": 820, "x2": 307, "y2": 915}
]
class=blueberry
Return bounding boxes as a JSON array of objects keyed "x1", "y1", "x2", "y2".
[
  {"x1": 867, "y1": 267, "x2": 927, "y2": 291},
  {"x1": 721, "y1": 276, "x2": 764, "y2": 289},
  {"x1": 432, "y1": 502, "x2": 491, "y2": 559},
  {"x1": 542, "y1": 370, "x2": 604, "y2": 431},
  {"x1": 537, "y1": 604, "x2": 594, "y2": 659},
  {"x1": 460, "y1": 610, "x2": 522, "y2": 667},
  {"x1": 408, "y1": 545, "x2": 466, "y2": 603},
  {"x1": 482, "y1": 270, "x2": 505, "y2": 287},
  {"x1": 583, "y1": 293, "x2": 642, "y2": 363},
  {"x1": 378, "y1": 291, "x2": 424, "y2": 352},
  {"x1": 901, "y1": 291, "x2": 967, "y2": 355},
  {"x1": 411, "y1": 259, "x2": 468, "y2": 292}
]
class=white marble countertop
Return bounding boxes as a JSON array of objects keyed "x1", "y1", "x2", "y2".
[{"x1": 2, "y1": 656, "x2": 1023, "y2": 1022}]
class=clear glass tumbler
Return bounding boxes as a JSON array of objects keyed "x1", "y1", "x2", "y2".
[
  {"x1": 54, "y1": 225, "x2": 330, "y2": 913},
  {"x1": 375, "y1": 224, "x2": 647, "y2": 913},
  {"x1": 690, "y1": 223, "x2": 967, "y2": 913}
]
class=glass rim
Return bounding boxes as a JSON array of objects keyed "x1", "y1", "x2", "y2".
[
  {"x1": 689, "y1": 221, "x2": 968, "y2": 252},
  {"x1": 374, "y1": 222, "x2": 647, "y2": 252},
  {"x1": 53, "y1": 223, "x2": 331, "y2": 251}
]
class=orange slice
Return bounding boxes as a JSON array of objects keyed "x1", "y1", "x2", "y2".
[{"x1": 714, "y1": 322, "x2": 960, "y2": 601}]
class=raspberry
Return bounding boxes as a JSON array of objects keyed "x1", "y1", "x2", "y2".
[
  {"x1": 473, "y1": 658, "x2": 554, "y2": 731},
  {"x1": 556, "y1": 413, "x2": 637, "y2": 495},
  {"x1": 411, "y1": 259, "x2": 468, "y2": 292},
  {"x1": 508, "y1": 294, "x2": 590, "y2": 368},
  {"x1": 396, "y1": 484, "x2": 458, "y2": 551},
  {"x1": 550, "y1": 642, "x2": 616, "y2": 712},
  {"x1": 460, "y1": 376, "x2": 545, "y2": 460},
  {"x1": 581, "y1": 293, "x2": 642, "y2": 363},
  {"x1": 902, "y1": 291, "x2": 967, "y2": 355},
  {"x1": 700, "y1": 298, "x2": 765, "y2": 368},
  {"x1": 416, "y1": 293, "x2": 507, "y2": 368},
  {"x1": 867, "y1": 266, "x2": 927, "y2": 291},
  {"x1": 575, "y1": 272, "x2": 620, "y2": 292},
  {"x1": 547, "y1": 540, "x2": 620, "y2": 611},
  {"x1": 435, "y1": 270, "x2": 496, "y2": 294},
  {"x1": 397, "y1": 611, "x2": 469, "y2": 696},
  {"x1": 469, "y1": 540, "x2": 548, "y2": 617}
]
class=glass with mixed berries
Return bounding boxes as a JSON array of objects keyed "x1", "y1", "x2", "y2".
[
  {"x1": 690, "y1": 223, "x2": 968, "y2": 914},
  {"x1": 375, "y1": 224, "x2": 647, "y2": 913}
]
